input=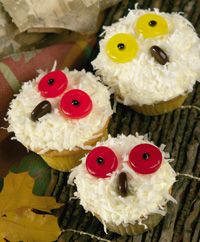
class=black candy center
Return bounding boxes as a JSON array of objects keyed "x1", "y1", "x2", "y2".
[
  {"x1": 72, "y1": 100, "x2": 80, "y2": 106},
  {"x1": 143, "y1": 153, "x2": 150, "y2": 160},
  {"x1": 117, "y1": 43, "x2": 125, "y2": 50},
  {"x1": 48, "y1": 78, "x2": 55, "y2": 85},
  {"x1": 149, "y1": 20, "x2": 157, "y2": 27},
  {"x1": 96, "y1": 157, "x2": 104, "y2": 164}
]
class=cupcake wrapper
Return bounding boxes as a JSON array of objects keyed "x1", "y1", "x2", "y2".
[
  {"x1": 104, "y1": 213, "x2": 163, "y2": 236},
  {"x1": 132, "y1": 95, "x2": 187, "y2": 116},
  {"x1": 41, "y1": 149, "x2": 88, "y2": 172},
  {"x1": 40, "y1": 122, "x2": 109, "y2": 171}
]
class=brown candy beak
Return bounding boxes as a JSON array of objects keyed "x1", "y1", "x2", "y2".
[
  {"x1": 31, "y1": 100, "x2": 52, "y2": 121},
  {"x1": 150, "y1": 45, "x2": 169, "y2": 65},
  {"x1": 117, "y1": 172, "x2": 128, "y2": 197}
]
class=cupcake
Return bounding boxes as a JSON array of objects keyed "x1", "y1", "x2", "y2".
[
  {"x1": 7, "y1": 68, "x2": 113, "y2": 171},
  {"x1": 92, "y1": 9, "x2": 200, "y2": 115},
  {"x1": 69, "y1": 134, "x2": 176, "y2": 235}
]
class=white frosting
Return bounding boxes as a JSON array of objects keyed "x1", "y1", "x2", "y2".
[
  {"x1": 69, "y1": 134, "x2": 176, "y2": 228},
  {"x1": 92, "y1": 9, "x2": 200, "y2": 105},
  {"x1": 7, "y1": 68, "x2": 113, "y2": 153}
]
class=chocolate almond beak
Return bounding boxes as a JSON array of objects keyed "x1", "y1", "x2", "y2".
[
  {"x1": 150, "y1": 45, "x2": 169, "y2": 65},
  {"x1": 117, "y1": 172, "x2": 128, "y2": 197}
]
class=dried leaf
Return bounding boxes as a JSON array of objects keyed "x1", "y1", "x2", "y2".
[
  {"x1": 0, "y1": 2, "x2": 19, "y2": 58},
  {"x1": 0, "y1": 172, "x2": 62, "y2": 241},
  {"x1": 1, "y1": 0, "x2": 121, "y2": 33},
  {"x1": 0, "y1": 209, "x2": 61, "y2": 242}
]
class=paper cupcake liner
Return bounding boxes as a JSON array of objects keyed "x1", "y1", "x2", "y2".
[
  {"x1": 131, "y1": 95, "x2": 187, "y2": 116},
  {"x1": 41, "y1": 149, "x2": 88, "y2": 172},
  {"x1": 40, "y1": 121, "x2": 109, "y2": 171},
  {"x1": 104, "y1": 213, "x2": 163, "y2": 236}
]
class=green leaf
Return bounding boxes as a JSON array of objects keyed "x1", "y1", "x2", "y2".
[{"x1": 11, "y1": 152, "x2": 51, "y2": 196}]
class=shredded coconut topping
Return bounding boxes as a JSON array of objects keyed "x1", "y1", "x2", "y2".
[
  {"x1": 7, "y1": 68, "x2": 113, "y2": 153},
  {"x1": 69, "y1": 134, "x2": 176, "y2": 228},
  {"x1": 92, "y1": 9, "x2": 200, "y2": 106}
]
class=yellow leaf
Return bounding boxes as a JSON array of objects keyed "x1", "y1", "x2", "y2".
[
  {"x1": 0, "y1": 172, "x2": 61, "y2": 213},
  {"x1": 0, "y1": 172, "x2": 62, "y2": 241},
  {"x1": 0, "y1": 209, "x2": 60, "y2": 242},
  {"x1": 0, "y1": 233, "x2": 4, "y2": 241}
]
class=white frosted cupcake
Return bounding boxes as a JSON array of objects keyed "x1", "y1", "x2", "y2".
[
  {"x1": 7, "y1": 68, "x2": 113, "y2": 171},
  {"x1": 69, "y1": 134, "x2": 176, "y2": 235},
  {"x1": 92, "y1": 9, "x2": 200, "y2": 115}
]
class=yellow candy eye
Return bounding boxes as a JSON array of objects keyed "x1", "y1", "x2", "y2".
[
  {"x1": 106, "y1": 33, "x2": 139, "y2": 63},
  {"x1": 135, "y1": 13, "x2": 169, "y2": 38}
]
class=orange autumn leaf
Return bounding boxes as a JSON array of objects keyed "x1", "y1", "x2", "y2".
[{"x1": 0, "y1": 172, "x2": 62, "y2": 242}]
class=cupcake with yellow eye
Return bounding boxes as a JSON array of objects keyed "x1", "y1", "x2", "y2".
[{"x1": 92, "y1": 9, "x2": 200, "y2": 115}]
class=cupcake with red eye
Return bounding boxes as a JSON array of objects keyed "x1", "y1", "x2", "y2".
[
  {"x1": 7, "y1": 68, "x2": 113, "y2": 171},
  {"x1": 92, "y1": 9, "x2": 200, "y2": 115},
  {"x1": 69, "y1": 134, "x2": 176, "y2": 235}
]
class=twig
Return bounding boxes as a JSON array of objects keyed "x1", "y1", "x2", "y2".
[
  {"x1": 180, "y1": 105, "x2": 200, "y2": 112},
  {"x1": 176, "y1": 172, "x2": 200, "y2": 181},
  {"x1": 62, "y1": 229, "x2": 111, "y2": 242}
]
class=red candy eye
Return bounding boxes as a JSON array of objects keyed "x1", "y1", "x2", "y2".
[
  {"x1": 86, "y1": 146, "x2": 118, "y2": 178},
  {"x1": 38, "y1": 70, "x2": 68, "y2": 98},
  {"x1": 129, "y1": 144, "x2": 162, "y2": 174},
  {"x1": 60, "y1": 89, "x2": 92, "y2": 119}
]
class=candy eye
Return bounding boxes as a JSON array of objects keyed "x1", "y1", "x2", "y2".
[
  {"x1": 129, "y1": 144, "x2": 162, "y2": 174},
  {"x1": 135, "y1": 13, "x2": 169, "y2": 38},
  {"x1": 106, "y1": 33, "x2": 139, "y2": 63},
  {"x1": 60, "y1": 89, "x2": 92, "y2": 119},
  {"x1": 86, "y1": 146, "x2": 118, "y2": 178},
  {"x1": 38, "y1": 70, "x2": 68, "y2": 98}
]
